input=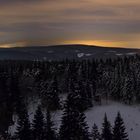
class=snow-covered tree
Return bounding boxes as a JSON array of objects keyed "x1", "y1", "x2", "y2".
[
  {"x1": 113, "y1": 112, "x2": 128, "y2": 140},
  {"x1": 122, "y1": 73, "x2": 134, "y2": 104},
  {"x1": 102, "y1": 114, "x2": 112, "y2": 140},
  {"x1": 32, "y1": 106, "x2": 45, "y2": 140},
  {"x1": 59, "y1": 93, "x2": 90, "y2": 140},
  {"x1": 41, "y1": 76, "x2": 60, "y2": 110},
  {"x1": 91, "y1": 123, "x2": 101, "y2": 140},
  {"x1": 45, "y1": 109, "x2": 57, "y2": 140},
  {"x1": 16, "y1": 103, "x2": 31, "y2": 140}
]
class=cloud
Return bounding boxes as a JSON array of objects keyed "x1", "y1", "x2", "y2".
[{"x1": 0, "y1": 0, "x2": 140, "y2": 47}]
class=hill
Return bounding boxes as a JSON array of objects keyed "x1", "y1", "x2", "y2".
[{"x1": 0, "y1": 44, "x2": 139, "y2": 60}]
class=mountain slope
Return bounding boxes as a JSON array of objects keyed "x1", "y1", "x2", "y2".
[{"x1": 0, "y1": 44, "x2": 139, "y2": 60}]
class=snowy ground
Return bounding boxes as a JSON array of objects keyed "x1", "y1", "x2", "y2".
[
  {"x1": 52, "y1": 100, "x2": 140, "y2": 140},
  {"x1": 86, "y1": 101, "x2": 140, "y2": 140},
  {"x1": 9, "y1": 100, "x2": 140, "y2": 140}
]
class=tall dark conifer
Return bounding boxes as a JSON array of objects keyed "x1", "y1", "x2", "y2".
[
  {"x1": 45, "y1": 109, "x2": 57, "y2": 140},
  {"x1": 32, "y1": 106, "x2": 45, "y2": 140},
  {"x1": 42, "y1": 76, "x2": 60, "y2": 110},
  {"x1": 91, "y1": 123, "x2": 101, "y2": 140},
  {"x1": 102, "y1": 114, "x2": 112, "y2": 140},
  {"x1": 113, "y1": 112, "x2": 128, "y2": 140},
  {"x1": 59, "y1": 93, "x2": 90, "y2": 140},
  {"x1": 123, "y1": 73, "x2": 134, "y2": 104},
  {"x1": 16, "y1": 102, "x2": 31, "y2": 140}
]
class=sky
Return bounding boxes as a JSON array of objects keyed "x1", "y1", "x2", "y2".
[{"x1": 0, "y1": 0, "x2": 140, "y2": 48}]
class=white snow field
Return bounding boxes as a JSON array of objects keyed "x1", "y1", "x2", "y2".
[
  {"x1": 9, "y1": 100, "x2": 140, "y2": 140},
  {"x1": 85, "y1": 101, "x2": 140, "y2": 140},
  {"x1": 52, "y1": 100, "x2": 140, "y2": 140}
]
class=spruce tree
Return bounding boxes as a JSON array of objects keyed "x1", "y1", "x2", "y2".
[
  {"x1": 16, "y1": 103, "x2": 31, "y2": 140},
  {"x1": 68, "y1": 79, "x2": 90, "y2": 112},
  {"x1": 91, "y1": 123, "x2": 101, "y2": 140},
  {"x1": 45, "y1": 109, "x2": 57, "y2": 140},
  {"x1": 32, "y1": 106, "x2": 45, "y2": 140},
  {"x1": 0, "y1": 75, "x2": 13, "y2": 135},
  {"x1": 9, "y1": 74, "x2": 21, "y2": 112},
  {"x1": 122, "y1": 73, "x2": 134, "y2": 104},
  {"x1": 102, "y1": 114, "x2": 112, "y2": 140},
  {"x1": 42, "y1": 76, "x2": 60, "y2": 110},
  {"x1": 113, "y1": 112, "x2": 128, "y2": 140},
  {"x1": 59, "y1": 93, "x2": 90, "y2": 140},
  {"x1": 112, "y1": 65, "x2": 122, "y2": 100}
]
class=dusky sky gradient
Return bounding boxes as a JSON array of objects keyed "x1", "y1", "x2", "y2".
[{"x1": 0, "y1": 0, "x2": 140, "y2": 48}]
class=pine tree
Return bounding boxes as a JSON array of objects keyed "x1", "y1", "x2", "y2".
[
  {"x1": 41, "y1": 76, "x2": 60, "y2": 110},
  {"x1": 122, "y1": 73, "x2": 134, "y2": 104},
  {"x1": 85, "y1": 80, "x2": 93, "y2": 107},
  {"x1": 68, "y1": 79, "x2": 90, "y2": 112},
  {"x1": 59, "y1": 93, "x2": 90, "y2": 140},
  {"x1": 91, "y1": 123, "x2": 101, "y2": 140},
  {"x1": 44, "y1": 109, "x2": 57, "y2": 140},
  {"x1": 9, "y1": 73, "x2": 21, "y2": 112},
  {"x1": 135, "y1": 70, "x2": 140, "y2": 101},
  {"x1": 16, "y1": 102, "x2": 31, "y2": 140},
  {"x1": 32, "y1": 106, "x2": 45, "y2": 140},
  {"x1": 112, "y1": 65, "x2": 123, "y2": 100},
  {"x1": 102, "y1": 114, "x2": 112, "y2": 140},
  {"x1": 113, "y1": 112, "x2": 128, "y2": 140},
  {"x1": 0, "y1": 74, "x2": 13, "y2": 135}
]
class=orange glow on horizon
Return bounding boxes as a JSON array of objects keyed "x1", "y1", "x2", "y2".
[
  {"x1": 62, "y1": 40, "x2": 127, "y2": 48},
  {"x1": 0, "y1": 39, "x2": 135, "y2": 49}
]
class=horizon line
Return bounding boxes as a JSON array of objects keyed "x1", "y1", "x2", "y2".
[{"x1": 0, "y1": 43, "x2": 139, "y2": 50}]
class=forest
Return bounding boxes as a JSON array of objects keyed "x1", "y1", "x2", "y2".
[{"x1": 0, "y1": 55, "x2": 140, "y2": 139}]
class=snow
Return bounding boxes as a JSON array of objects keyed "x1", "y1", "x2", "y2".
[
  {"x1": 48, "y1": 51, "x2": 54, "y2": 53},
  {"x1": 52, "y1": 110, "x2": 63, "y2": 131},
  {"x1": 9, "y1": 100, "x2": 140, "y2": 140},
  {"x1": 48, "y1": 100, "x2": 140, "y2": 140},
  {"x1": 43, "y1": 57, "x2": 47, "y2": 60},
  {"x1": 85, "y1": 53, "x2": 93, "y2": 57},
  {"x1": 28, "y1": 98, "x2": 41, "y2": 123},
  {"x1": 77, "y1": 53, "x2": 84, "y2": 58},
  {"x1": 108, "y1": 50, "x2": 116, "y2": 53},
  {"x1": 8, "y1": 98, "x2": 41, "y2": 136},
  {"x1": 116, "y1": 53, "x2": 123, "y2": 56},
  {"x1": 75, "y1": 50, "x2": 80, "y2": 53},
  {"x1": 126, "y1": 52, "x2": 136, "y2": 55},
  {"x1": 8, "y1": 114, "x2": 18, "y2": 135},
  {"x1": 85, "y1": 101, "x2": 140, "y2": 140}
]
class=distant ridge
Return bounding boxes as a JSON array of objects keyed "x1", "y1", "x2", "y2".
[{"x1": 0, "y1": 44, "x2": 139, "y2": 60}]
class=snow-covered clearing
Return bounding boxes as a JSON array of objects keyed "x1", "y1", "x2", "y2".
[
  {"x1": 85, "y1": 101, "x2": 140, "y2": 140},
  {"x1": 52, "y1": 100, "x2": 140, "y2": 140},
  {"x1": 9, "y1": 100, "x2": 140, "y2": 140}
]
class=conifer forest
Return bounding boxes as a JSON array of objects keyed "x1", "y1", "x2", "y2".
[{"x1": 1, "y1": 55, "x2": 140, "y2": 139}]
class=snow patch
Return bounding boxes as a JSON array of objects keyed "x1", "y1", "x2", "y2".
[
  {"x1": 108, "y1": 50, "x2": 116, "y2": 53},
  {"x1": 85, "y1": 101, "x2": 140, "y2": 140},
  {"x1": 75, "y1": 50, "x2": 80, "y2": 53},
  {"x1": 77, "y1": 53, "x2": 84, "y2": 58},
  {"x1": 48, "y1": 51, "x2": 54, "y2": 53},
  {"x1": 85, "y1": 53, "x2": 93, "y2": 57},
  {"x1": 126, "y1": 52, "x2": 136, "y2": 55},
  {"x1": 116, "y1": 53, "x2": 123, "y2": 56},
  {"x1": 9, "y1": 100, "x2": 140, "y2": 140}
]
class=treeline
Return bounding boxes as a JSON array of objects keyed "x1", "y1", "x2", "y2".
[
  {"x1": 0, "y1": 55, "x2": 139, "y2": 138},
  {"x1": 7, "y1": 93, "x2": 128, "y2": 140}
]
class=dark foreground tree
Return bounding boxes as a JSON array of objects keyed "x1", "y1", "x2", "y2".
[
  {"x1": 15, "y1": 103, "x2": 31, "y2": 140},
  {"x1": 102, "y1": 114, "x2": 112, "y2": 140},
  {"x1": 45, "y1": 109, "x2": 57, "y2": 140},
  {"x1": 113, "y1": 112, "x2": 128, "y2": 140},
  {"x1": 59, "y1": 93, "x2": 90, "y2": 140},
  {"x1": 41, "y1": 76, "x2": 60, "y2": 110},
  {"x1": 32, "y1": 106, "x2": 45, "y2": 140},
  {"x1": 91, "y1": 123, "x2": 101, "y2": 140}
]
